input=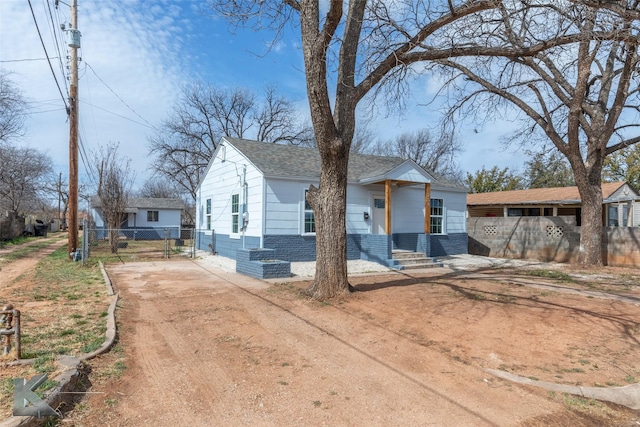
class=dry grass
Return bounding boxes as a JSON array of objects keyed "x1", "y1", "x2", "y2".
[{"x1": 0, "y1": 242, "x2": 111, "y2": 419}]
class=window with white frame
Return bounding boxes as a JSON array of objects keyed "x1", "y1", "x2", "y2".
[
  {"x1": 231, "y1": 194, "x2": 239, "y2": 234},
  {"x1": 608, "y1": 205, "x2": 619, "y2": 226},
  {"x1": 206, "y1": 198, "x2": 211, "y2": 230},
  {"x1": 430, "y1": 198, "x2": 444, "y2": 234},
  {"x1": 304, "y1": 189, "x2": 315, "y2": 233},
  {"x1": 147, "y1": 210, "x2": 159, "y2": 222}
]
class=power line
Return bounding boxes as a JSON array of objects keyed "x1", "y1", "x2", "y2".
[
  {"x1": 45, "y1": 0, "x2": 70, "y2": 96},
  {"x1": 85, "y1": 62, "x2": 156, "y2": 129},
  {"x1": 0, "y1": 57, "x2": 59, "y2": 63},
  {"x1": 80, "y1": 98, "x2": 156, "y2": 129},
  {"x1": 27, "y1": 0, "x2": 68, "y2": 111}
]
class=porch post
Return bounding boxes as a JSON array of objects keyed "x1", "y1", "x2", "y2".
[
  {"x1": 385, "y1": 180, "x2": 392, "y2": 235},
  {"x1": 424, "y1": 183, "x2": 431, "y2": 234}
]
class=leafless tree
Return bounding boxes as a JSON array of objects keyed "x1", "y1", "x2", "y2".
[
  {"x1": 94, "y1": 143, "x2": 135, "y2": 253},
  {"x1": 0, "y1": 70, "x2": 27, "y2": 144},
  {"x1": 367, "y1": 129, "x2": 463, "y2": 180},
  {"x1": 0, "y1": 144, "x2": 53, "y2": 215},
  {"x1": 435, "y1": 1, "x2": 640, "y2": 265},
  {"x1": 149, "y1": 83, "x2": 311, "y2": 202},
  {"x1": 209, "y1": 0, "x2": 598, "y2": 298}
]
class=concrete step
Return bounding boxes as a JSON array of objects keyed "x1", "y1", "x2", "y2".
[
  {"x1": 391, "y1": 251, "x2": 443, "y2": 269},
  {"x1": 392, "y1": 251, "x2": 427, "y2": 260}
]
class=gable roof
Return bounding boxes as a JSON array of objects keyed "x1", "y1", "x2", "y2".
[
  {"x1": 91, "y1": 197, "x2": 185, "y2": 210},
  {"x1": 222, "y1": 137, "x2": 466, "y2": 190},
  {"x1": 126, "y1": 198, "x2": 185, "y2": 210},
  {"x1": 467, "y1": 181, "x2": 630, "y2": 206}
]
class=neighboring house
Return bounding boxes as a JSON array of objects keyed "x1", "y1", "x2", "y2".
[
  {"x1": 467, "y1": 181, "x2": 640, "y2": 226},
  {"x1": 90, "y1": 197, "x2": 185, "y2": 239},
  {"x1": 466, "y1": 182, "x2": 640, "y2": 267},
  {"x1": 195, "y1": 137, "x2": 468, "y2": 267}
]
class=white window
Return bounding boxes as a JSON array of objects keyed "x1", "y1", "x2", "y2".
[
  {"x1": 231, "y1": 194, "x2": 239, "y2": 234},
  {"x1": 304, "y1": 189, "x2": 315, "y2": 234},
  {"x1": 608, "y1": 205, "x2": 619, "y2": 227},
  {"x1": 430, "y1": 198, "x2": 444, "y2": 234},
  {"x1": 147, "y1": 210, "x2": 159, "y2": 222},
  {"x1": 206, "y1": 199, "x2": 211, "y2": 230}
]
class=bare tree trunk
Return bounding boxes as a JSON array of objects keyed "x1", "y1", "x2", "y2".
[
  {"x1": 109, "y1": 228, "x2": 119, "y2": 254},
  {"x1": 305, "y1": 139, "x2": 351, "y2": 299},
  {"x1": 573, "y1": 166, "x2": 604, "y2": 266},
  {"x1": 578, "y1": 191, "x2": 603, "y2": 265}
]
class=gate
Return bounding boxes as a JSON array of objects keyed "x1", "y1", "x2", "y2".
[{"x1": 83, "y1": 226, "x2": 195, "y2": 261}]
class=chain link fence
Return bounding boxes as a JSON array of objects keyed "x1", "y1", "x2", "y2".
[{"x1": 81, "y1": 224, "x2": 195, "y2": 261}]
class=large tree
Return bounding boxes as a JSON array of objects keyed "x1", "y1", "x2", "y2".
[
  {"x1": 603, "y1": 144, "x2": 640, "y2": 190},
  {"x1": 0, "y1": 70, "x2": 27, "y2": 144},
  {"x1": 368, "y1": 129, "x2": 463, "y2": 181},
  {"x1": 210, "y1": 0, "x2": 599, "y2": 298},
  {"x1": 0, "y1": 144, "x2": 53, "y2": 215},
  {"x1": 436, "y1": 2, "x2": 640, "y2": 265},
  {"x1": 465, "y1": 165, "x2": 523, "y2": 193},
  {"x1": 149, "y1": 84, "x2": 310, "y2": 203},
  {"x1": 523, "y1": 150, "x2": 575, "y2": 189}
]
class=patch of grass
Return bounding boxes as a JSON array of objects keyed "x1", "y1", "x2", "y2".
[
  {"x1": 561, "y1": 394, "x2": 607, "y2": 412},
  {"x1": 526, "y1": 269, "x2": 573, "y2": 282},
  {"x1": 312, "y1": 400, "x2": 322, "y2": 407},
  {"x1": 497, "y1": 294, "x2": 517, "y2": 303},
  {"x1": 1, "y1": 240, "x2": 113, "y2": 418},
  {"x1": 0, "y1": 241, "x2": 53, "y2": 264},
  {"x1": 562, "y1": 367, "x2": 585, "y2": 374},
  {"x1": 0, "y1": 378, "x2": 12, "y2": 396},
  {"x1": 33, "y1": 354, "x2": 56, "y2": 373},
  {"x1": 104, "y1": 398, "x2": 118, "y2": 408}
]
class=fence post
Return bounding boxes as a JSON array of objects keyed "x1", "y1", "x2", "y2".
[
  {"x1": 1, "y1": 304, "x2": 20, "y2": 359},
  {"x1": 191, "y1": 227, "x2": 195, "y2": 258},
  {"x1": 81, "y1": 218, "x2": 88, "y2": 264}
]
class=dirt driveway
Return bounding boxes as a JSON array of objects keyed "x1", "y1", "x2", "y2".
[{"x1": 70, "y1": 258, "x2": 639, "y2": 426}]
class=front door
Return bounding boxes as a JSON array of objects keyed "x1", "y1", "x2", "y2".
[{"x1": 372, "y1": 195, "x2": 386, "y2": 235}]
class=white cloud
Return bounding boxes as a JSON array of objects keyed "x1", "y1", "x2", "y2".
[{"x1": 1, "y1": 0, "x2": 187, "y2": 189}]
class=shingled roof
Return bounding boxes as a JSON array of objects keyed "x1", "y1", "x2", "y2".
[
  {"x1": 223, "y1": 137, "x2": 465, "y2": 190},
  {"x1": 91, "y1": 197, "x2": 185, "y2": 210},
  {"x1": 467, "y1": 181, "x2": 628, "y2": 206}
]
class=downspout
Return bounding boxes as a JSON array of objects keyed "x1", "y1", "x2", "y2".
[
  {"x1": 261, "y1": 176, "x2": 266, "y2": 249},
  {"x1": 242, "y1": 164, "x2": 247, "y2": 249}
]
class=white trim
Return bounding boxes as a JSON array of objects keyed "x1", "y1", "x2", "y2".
[{"x1": 301, "y1": 187, "x2": 316, "y2": 235}]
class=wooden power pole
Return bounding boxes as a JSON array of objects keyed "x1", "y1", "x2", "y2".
[{"x1": 67, "y1": 0, "x2": 80, "y2": 259}]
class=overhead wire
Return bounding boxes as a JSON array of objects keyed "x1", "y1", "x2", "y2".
[
  {"x1": 80, "y1": 98, "x2": 156, "y2": 129},
  {"x1": 85, "y1": 62, "x2": 156, "y2": 130},
  {"x1": 0, "y1": 58, "x2": 58, "y2": 63},
  {"x1": 27, "y1": 0, "x2": 68, "y2": 111},
  {"x1": 44, "y1": 0, "x2": 70, "y2": 97}
]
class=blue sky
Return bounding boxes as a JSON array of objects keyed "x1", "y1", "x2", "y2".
[{"x1": 1, "y1": 0, "x2": 523, "y2": 191}]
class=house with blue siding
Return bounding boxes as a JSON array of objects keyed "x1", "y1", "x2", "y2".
[
  {"x1": 90, "y1": 197, "x2": 185, "y2": 239},
  {"x1": 195, "y1": 137, "x2": 468, "y2": 268}
]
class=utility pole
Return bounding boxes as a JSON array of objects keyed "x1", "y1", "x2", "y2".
[
  {"x1": 57, "y1": 172, "x2": 62, "y2": 223},
  {"x1": 67, "y1": 0, "x2": 80, "y2": 259}
]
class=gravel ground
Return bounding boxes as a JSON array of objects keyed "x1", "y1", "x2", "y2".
[{"x1": 195, "y1": 251, "x2": 564, "y2": 278}]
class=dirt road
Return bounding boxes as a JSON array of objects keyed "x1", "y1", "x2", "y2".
[
  {"x1": 0, "y1": 236, "x2": 68, "y2": 285},
  {"x1": 68, "y1": 258, "x2": 639, "y2": 426}
]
